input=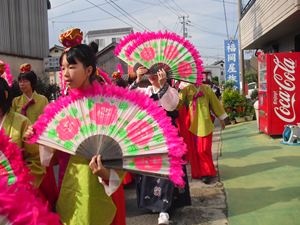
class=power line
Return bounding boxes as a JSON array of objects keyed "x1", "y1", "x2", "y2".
[
  {"x1": 85, "y1": 0, "x2": 142, "y2": 31},
  {"x1": 158, "y1": 20, "x2": 170, "y2": 31},
  {"x1": 158, "y1": 0, "x2": 181, "y2": 17},
  {"x1": 194, "y1": 45, "x2": 224, "y2": 50},
  {"x1": 211, "y1": 0, "x2": 237, "y2": 5},
  {"x1": 187, "y1": 10, "x2": 235, "y2": 23},
  {"x1": 201, "y1": 55, "x2": 224, "y2": 59},
  {"x1": 51, "y1": 5, "x2": 152, "y2": 24},
  {"x1": 164, "y1": 0, "x2": 183, "y2": 16},
  {"x1": 189, "y1": 23, "x2": 227, "y2": 37},
  {"x1": 51, "y1": 0, "x2": 76, "y2": 10},
  {"x1": 173, "y1": 17, "x2": 180, "y2": 33},
  {"x1": 170, "y1": 0, "x2": 188, "y2": 16},
  {"x1": 106, "y1": 0, "x2": 150, "y2": 31},
  {"x1": 49, "y1": 1, "x2": 109, "y2": 20},
  {"x1": 130, "y1": 0, "x2": 157, "y2": 5}
]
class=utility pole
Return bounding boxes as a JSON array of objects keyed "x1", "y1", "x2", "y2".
[
  {"x1": 237, "y1": 0, "x2": 246, "y2": 95},
  {"x1": 180, "y1": 15, "x2": 190, "y2": 38}
]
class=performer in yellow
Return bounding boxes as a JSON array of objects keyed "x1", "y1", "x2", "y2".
[
  {"x1": 12, "y1": 64, "x2": 48, "y2": 123},
  {"x1": 12, "y1": 63, "x2": 58, "y2": 209},
  {"x1": 54, "y1": 39, "x2": 126, "y2": 225},
  {"x1": 0, "y1": 77, "x2": 45, "y2": 187},
  {"x1": 178, "y1": 83, "x2": 227, "y2": 183}
]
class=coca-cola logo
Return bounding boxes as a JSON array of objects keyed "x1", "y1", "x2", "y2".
[{"x1": 273, "y1": 55, "x2": 296, "y2": 123}]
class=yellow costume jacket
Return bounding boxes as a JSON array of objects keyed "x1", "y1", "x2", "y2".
[
  {"x1": 178, "y1": 84, "x2": 227, "y2": 137},
  {"x1": 56, "y1": 155, "x2": 124, "y2": 225},
  {"x1": 2, "y1": 110, "x2": 45, "y2": 186},
  {"x1": 12, "y1": 91, "x2": 48, "y2": 123}
]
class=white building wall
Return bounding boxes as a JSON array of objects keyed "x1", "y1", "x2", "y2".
[
  {"x1": 86, "y1": 30, "x2": 132, "y2": 51},
  {"x1": 240, "y1": 0, "x2": 300, "y2": 49},
  {"x1": 204, "y1": 65, "x2": 225, "y2": 83}
]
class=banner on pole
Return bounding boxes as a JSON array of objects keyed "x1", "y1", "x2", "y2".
[{"x1": 224, "y1": 39, "x2": 240, "y2": 90}]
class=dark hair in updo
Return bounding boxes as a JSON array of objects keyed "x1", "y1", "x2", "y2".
[{"x1": 60, "y1": 44, "x2": 97, "y2": 83}]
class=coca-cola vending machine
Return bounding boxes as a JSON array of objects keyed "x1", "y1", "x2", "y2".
[{"x1": 258, "y1": 52, "x2": 300, "y2": 135}]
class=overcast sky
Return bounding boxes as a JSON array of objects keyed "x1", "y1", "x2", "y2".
[{"x1": 48, "y1": 0, "x2": 239, "y2": 65}]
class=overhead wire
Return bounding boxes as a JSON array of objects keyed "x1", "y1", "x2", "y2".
[
  {"x1": 49, "y1": 0, "x2": 109, "y2": 20},
  {"x1": 50, "y1": 0, "x2": 77, "y2": 10},
  {"x1": 157, "y1": 0, "x2": 181, "y2": 17},
  {"x1": 158, "y1": 20, "x2": 170, "y2": 31},
  {"x1": 164, "y1": 0, "x2": 183, "y2": 16},
  {"x1": 211, "y1": 0, "x2": 237, "y2": 5},
  {"x1": 170, "y1": 0, "x2": 188, "y2": 16},
  {"x1": 85, "y1": 0, "x2": 142, "y2": 31},
  {"x1": 51, "y1": 5, "x2": 152, "y2": 23},
  {"x1": 173, "y1": 17, "x2": 180, "y2": 33},
  {"x1": 189, "y1": 23, "x2": 227, "y2": 37},
  {"x1": 106, "y1": 0, "x2": 150, "y2": 31}
]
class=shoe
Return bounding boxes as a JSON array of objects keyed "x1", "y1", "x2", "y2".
[
  {"x1": 201, "y1": 176, "x2": 215, "y2": 184},
  {"x1": 158, "y1": 212, "x2": 169, "y2": 225}
]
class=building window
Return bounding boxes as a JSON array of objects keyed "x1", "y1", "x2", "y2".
[
  {"x1": 97, "y1": 38, "x2": 105, "y2": 48},
  {"x1": 112, "y1": 37, "x2": 121, "y2": 43}
]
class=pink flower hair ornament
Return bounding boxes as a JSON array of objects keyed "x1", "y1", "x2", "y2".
[
  {"x1": 0, "y1": 60, "x2": 13, "y2": 87},
  {"x1": 59, "y1": 28, "x2": 83, "y2": 49}
]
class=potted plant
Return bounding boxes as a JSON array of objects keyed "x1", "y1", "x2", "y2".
[
  {"x1": 234, "y1": 94, "x2": 246, "y2": 113},
  {"x1": 245, "y1": 99, "x2": 255, "y2": 121},
  {"x1": 235, "y1": 111, "x2": 246, "y2": 123},
  {"x1": 228, "y1": 111, "x2": 237, "y2": 125},
  {"x1": 222, "y1": 89, "x2": 240, "y2": 113}
]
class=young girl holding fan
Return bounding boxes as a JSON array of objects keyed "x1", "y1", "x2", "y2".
[{"x1": 25, "y1": 29, "x2": 126, "y2": 225}]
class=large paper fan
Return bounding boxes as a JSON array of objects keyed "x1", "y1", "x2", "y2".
[
  {"x1": 125, "y1": 31, "x2": 204, "y2": 85},
  {"x1": 0, "y1": 129, "x2": 32, "y2": 188},
  {"x1": 29, "y1": 83, "x2": 186, "y2": 186},
  {"x1": 114, "y1": 32, "x2": 141, "y2": 66},
  {"x1": 0, "y1": 130, "x2": 60, "y2": 224},
  {"x1": 0, "y1": 183, "x2": 61, "y2": 225}
]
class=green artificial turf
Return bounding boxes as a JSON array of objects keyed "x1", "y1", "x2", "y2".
[{"x1": 219, "y1": 121, "x2": 300, "y2": 225}]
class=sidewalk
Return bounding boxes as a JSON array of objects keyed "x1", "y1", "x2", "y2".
[
  {"x1": 219, "y1": 121, "x2": 300, "y2": 225},
  {"x1": 125, "y1": 120, "x2": 228, "y2": 225}
]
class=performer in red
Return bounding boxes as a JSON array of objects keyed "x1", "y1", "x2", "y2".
[{"x1": 178, "y1": 83, "x2": 227, "y2": 183}]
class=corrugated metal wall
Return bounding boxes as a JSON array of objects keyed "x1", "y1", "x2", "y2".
[{"x1": 0, "y1": 0, "x2": 49, "y2": 59}]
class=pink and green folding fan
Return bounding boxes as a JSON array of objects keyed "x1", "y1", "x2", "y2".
[
  {"x1": 0, "y1": 182, "x2": 61, "y2": 225},
  {"x1": 0, "y1": 130, "x2": 61, "y2": 224},
  {"x1": 125, "y1": 31, "x2": 204, "y2": 85},
  {"x1": 0, "y1": 129, "x2": 32, "y2": 187},
  {"x1": 114, "y1": 32, "x2": 141, "y2": 66},
  {"x1": 29, "y1": 83, "x2": 186, "y2": 186}
]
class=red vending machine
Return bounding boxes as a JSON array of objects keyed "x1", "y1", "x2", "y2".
[{"x1": 258, "y1": 52, "x2": 300, "y2": 135}]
